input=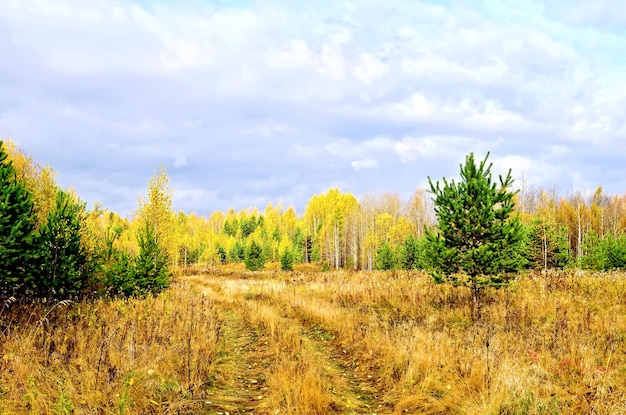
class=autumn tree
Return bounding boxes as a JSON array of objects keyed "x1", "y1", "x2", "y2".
[
  {"x1": 116, "y1": 165, "x2": 176, "y2": 294},
  {"x1": 407, "y1": 189, "x2": 432, "y2": 239},
  {"x1": 0, "y1": 141, "x2": 40, "y2": 298},
  {"x1": 425, "y1": 153, "x2": 524, "y2": 321},
  {"x1": 304, "y1": 189, "x2": 359, "y2": 269},
  {"x1": 137, "y1": 165, "x2": 177, "y2": 269},
  {"x1": 2, "y1": 139, "x2": 58, "y2": 226}
]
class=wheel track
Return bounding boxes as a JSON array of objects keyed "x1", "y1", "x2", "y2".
[
  {"x1": 187, "y1": 277, "x2": 273, "y2": 414},
  {"x1": 184, "y1": 274, "x2": 391, "y2": 414}
]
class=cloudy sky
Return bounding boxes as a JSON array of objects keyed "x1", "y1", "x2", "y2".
[{"x1": 1, "y1": 0, "x2": 625, "y2": 217}]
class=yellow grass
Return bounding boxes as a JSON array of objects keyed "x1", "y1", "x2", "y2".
[{"x1": 2, "y1": 270, "x2": 626, "y2": 414}]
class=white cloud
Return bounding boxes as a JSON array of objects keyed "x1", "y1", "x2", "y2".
[
  {"x1": 351, "y1": 158, "x2": 379, "y2": 170},
  {"x1": 387, "y1": 93, "x2": 436, "y2": 119}
]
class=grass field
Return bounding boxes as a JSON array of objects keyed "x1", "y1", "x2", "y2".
[{"x1": 1, "y1": 269, "x2": 625, "y2": 414}]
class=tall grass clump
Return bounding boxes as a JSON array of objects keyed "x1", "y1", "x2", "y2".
[{"x1": 0, "y1": 281, "x2": 219, "y2": 414}]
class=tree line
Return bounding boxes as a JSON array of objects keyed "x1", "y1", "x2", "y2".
[
  {"x1": 2, "y1": 139, "x2": 626, "y2": 302},
  {"x1": 168, "y1": 184, "x2": 626, "y2": 274}
]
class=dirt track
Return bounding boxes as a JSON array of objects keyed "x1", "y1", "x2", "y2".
[{"x1": 185, "y1": 273, "x2": 389, "y2": 415}]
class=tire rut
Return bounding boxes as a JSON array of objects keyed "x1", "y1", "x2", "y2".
[
  {"x1": 190, "y1": 279, "x2": 273, "y2": 414},
  {"x1": 185, "y1": 274, "x2": 389, "y2": 414}
]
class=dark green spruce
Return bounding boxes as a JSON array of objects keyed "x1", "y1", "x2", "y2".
[{"x1": 0, "y1": 141, "x2": 40, "y2": 298}]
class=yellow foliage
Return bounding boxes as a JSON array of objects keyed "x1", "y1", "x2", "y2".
[
  {"x1": 2, "y1": 138, "x2": 58, "y2": 225},
  {"x1": 137, "y1": 164, "x2": 177, "y2": 265}
]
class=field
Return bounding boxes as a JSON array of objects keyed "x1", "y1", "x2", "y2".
[{"x1": 1, "y1": 268, "x2": 626, "y2": 414}]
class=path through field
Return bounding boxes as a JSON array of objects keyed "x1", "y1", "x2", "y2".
[{"x1": 184, "y1": 273, "x2": 389, "y2": 415}]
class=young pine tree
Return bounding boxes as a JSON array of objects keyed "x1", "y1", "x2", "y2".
[
  {"x1": 375, "y1": 241, "x2": 397, "y2": 271},
  {"x1": 400, "y1": 234, "x2": 422, "y2": 270},
  {"x1": 228, "y1": 241, "x2": 245, "y2": 263},
  {"x1": 244, "y1": 240, "x2": 265, "y2": 271},
  {"x1": 134, "y1": 221, "x2": 171, "y2": 295},
  {"x1": 37, "y1": 190, "x2": 90, "y2": 300},
  {"x1": 425, "y1": 152, "x2": 524, "y2": 321},
  {"x1": 280, "y1": 249, "x2": 294, "y2": 271},
  {"x1": 0, "y1": 141, "x2": 40, "y2": 298},
  {"x1": 524, "y1": 218, "x2": 570, "y2": 271}
]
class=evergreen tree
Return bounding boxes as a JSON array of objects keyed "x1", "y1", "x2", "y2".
[
  {"x1": 579, "y1": 230, "x2": 604, "y2": 271},
  {"x1": 606, "y1": 234, "x2": 626, "y2": 270},
  {"x1": 425, "y1": 152, "x2": 524, "y2": 321},
  {"x1": 244, "y1": 240, "x2": 264, "y2": 271},
  {"x1": 223, "y1": 219, "x2": 237, "y2": 237},
  {"x1": 97, "y1": 223, "x2": 135, "y2": 297},
  {"x1": 216, "y1": 244, "x2": 227, "y2": 264},
  {"x1": 240, "y1": 216, "x2": 257, "y2": 238},
  {"x1": 102, "y1": 249, "x2": 137, "y2": 297},
  {"x1": 137, "y1": 165, "x2": 177, "y2": 269},
  {"x1": 228, "y1": 241, "x2": 245, "y2": 263},
  {"x1": 524, "y1": 218, "x2": 570, "y2": 271},
  {"x1": 280, "y1": 249, "x2": 294, "y2": 271},
  {"x1": 261, "y1": 241, "x2": 273, "y2": 262},
  {"x1": 580, "y1": 232, "x2": 626, "y2": 271},
  {"x1": 400, "y1": 234, "x2": 421, "y2": 270},
  {"x1": 292, "y1": 227, "x2": 305, "y2": 262},
  {"x1": 310, "y1": 242, "x2": 321, "y2": 262},
  {"x1": 134, "y1": 221, "x2": 171, "y2": 295},
  {"x1": 0, "y1": 141, "x2": 40, "y2": 298},
  {"x1": 375, "y1": 241, "x2": 397, "y2": 270},
  {"x1": 37, "y1": 190, "x2": 90, "y2": 299}
]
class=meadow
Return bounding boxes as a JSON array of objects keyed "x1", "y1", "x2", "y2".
[{"x1": 1, "y1": 267, "x2": 625, "y2": 414}]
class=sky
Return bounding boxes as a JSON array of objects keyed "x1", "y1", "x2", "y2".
[{"x1": 1, "y1": 0, "x2": 625, "y2": 217}]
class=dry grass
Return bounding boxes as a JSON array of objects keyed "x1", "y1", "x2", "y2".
[
  {"x1": 2, "y1": 270, "x2": 626, "y2": 414},
  {"x1": 0, "y1": 284, "x2": 219, "y2": 414}
]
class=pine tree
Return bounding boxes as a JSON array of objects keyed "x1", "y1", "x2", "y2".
[
  {"x1": 606, "y1": 234, "x2": 626, "y2": 270},
  {"x1": 425, "y1": 152, "x2": 524, "y2": 321},
  {"x1": 375, "y1": 241, "x2": 397, "y2": 270},
  {"x1": 580, "y1": 232, "x2": 626, "y2": 271},
  {"x1": 292, "y1": 227, "x2": 305, "y2": 262},
  {"x1": 400, "y1": 234, "x2": 421, "y2": 270},
  {"x1": 134, "y1": 221, "x2": 171, "y2": 295},
  {"x1": 280, "y1": 249, "x2": 294, "y2": 271},
  {"x1": 0, "y1": 141, "x2": 40, "y2": 298},
  {"x1": 244, "y1": 240, "x2": 264, "y2": 271},
  {"x1": 524, "y1": 218, "x2": 570, "y2": 271},
  {"x1": 37, "y1": 190, "x2": 90, "y2": 299},
  {"x1": 102, "y1": 249, "x2": 136, "y2": 297},
  {"x1": 228, "y1": 241, "x2": 245, "y2": 263}
]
